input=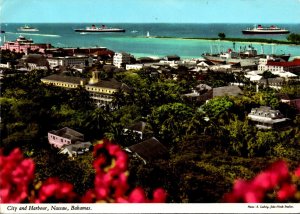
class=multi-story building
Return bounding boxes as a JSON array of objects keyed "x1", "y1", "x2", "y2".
[
  {"x1": 47, "y1": 55, "x2": 93, "y2": 69},
  {"x1": 85, "y1": 71, "x2": 128, "y2": 107},
  {"x1": 0, "y1": 35, "x2": 52, "y2": 54},
  {"x1": 113, "y1": 52, "x2": 131, "y2": 68},
  {"x1": 258, "y1": 58, "x2": 300, "y2": 73},
  {"x1": 248, "y1": 106, "x2": 290, "y2": 129},
  {"x1": 41, "y1": 71, "x2": 128, "y2": 107}
]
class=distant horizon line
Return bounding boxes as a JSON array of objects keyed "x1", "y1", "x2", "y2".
[{"x1": 2, "y1": 22, "x2": 300, "y2": 24}]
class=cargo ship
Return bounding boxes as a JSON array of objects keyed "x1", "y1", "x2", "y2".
[
  {"x1": 202, "y1": 44, "x2": 290, "y2": 67},
  {"x1": 74, "y1": 24, "x2": 125, "y2": 33},
  {"x1": 242, "y1": 25, "x2": 289, "y2": 34}
]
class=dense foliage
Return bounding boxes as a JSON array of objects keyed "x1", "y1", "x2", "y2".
[
  {"x1": 0, "y1": 141, "x2": 166, "y2": 203},
  {"x1": 287, "y1": 33, "x2": 300, "y2": 44},
  {"x1": 1, "y1": 67, "x2": 300, "y2": 202}
]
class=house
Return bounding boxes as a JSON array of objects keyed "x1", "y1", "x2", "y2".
[
  {"x1": 123, "y1": 121, "x2": 147, "y2": 140},
  {"x1": 248, "y1": 106, "x2": 290, "y2": 130},
  {"x1": 182, "y1": 84, "x2": 211, "y2": 99},
  {"x1": 125, "y1": 137, "x2": 169, "y2": 164},
  {"x1": 126, "y1": 64, "x2": 144, "y2": 71},
  {"x1": 48, "y1": 127, "x2": 85, "y2": 149},
  {"x1": 278, "y1": 94, "x2": 300, "y2": 113},
  {"x1": 59, "y1": 142, "x2": 92, "y2": 158},
  {"x1": 21, "y1": 54, "x2": 49, "y2": 71},
  {"x1": 257, "y1": 77, "x2": 285, "y2": 90}
]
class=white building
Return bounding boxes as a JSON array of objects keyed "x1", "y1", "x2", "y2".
[
  {"x1": 0, "y1": 62, "x2": 11, "y2": 69},
  {"x1": 47, "y1": 55, "x2": 93, "y2": 69},
  {"x1": 113, "y1": 52, "x2": 131, "y2": 68},
  {"x1": 126, "y1": 64, "x2": 144, "y2": 70}
]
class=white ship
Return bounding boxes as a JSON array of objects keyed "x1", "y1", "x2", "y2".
[
  {"x1": 18, "y1": 25, "x2": 39, "y2": 32},
  {"x1": 74, "y1": 24, "x2": 125, "y2": 33},
  {"x1": 242, "y1": 25, "x2": 289, "y2": 34}
]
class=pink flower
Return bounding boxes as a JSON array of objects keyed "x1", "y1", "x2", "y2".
[
  {"x1": 81, "y1": 189, "x2": 96, "y2": 203},
  {"x1": 269, "y1": 160, "x2": 289, "y2": 183},
  {"x1": 294, "y1": 167, "x2": 300, "y2": 178},
  {"x1": 152, "y1": 188, "x2": 167, "y2": 203},
  {"x1": 251, "y1": 171, "x2": 279, "y2": 191},
  {"x1": 277, "y1": 183, "x2": 296, "y2": 202},
  {"x1": 224, "y1": 160, "x2": 298, "y2": 203},
  {"x1": 128, "y1": 187, "x2": 147, "y2": 203},
  {"x1": 35, "y1": 178, "x2": 78, "y2": 203},
  {"x1": 244, "y1": 190, "x2": 264, "y2": 203},
  {"x1": 0, "y1": 148, "x2": 35, "y2": 203}
]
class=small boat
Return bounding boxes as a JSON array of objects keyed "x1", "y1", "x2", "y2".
[
  {"x1": 0, "y1": 30, "x2": 5, "y2": 33},
  {"x1": 146, "y1": 31, "x2": 150, "y2": 37},
  {"x1": 74, "y1": 24, "x2": 125, "y2": 33},
  {"x1": 18, "y1": 25, "x2": 39, "y2": 32},
  {"x1": 131, "y1": 30, "x2": 138, "y2": 33},
  {"x1": 242, "y1": 25, "x2": 289, "y2": 34}
]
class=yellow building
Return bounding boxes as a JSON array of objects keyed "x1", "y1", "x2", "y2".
[
  {"x1": 85, "y1": 71, "x2": 124, "y2": 107},
  {"x1": 41, "y1": 72, "x2": 129, "y2": 107},
  {"x1": 41, "y1": 74, "x2": 87, "y2": 88}
]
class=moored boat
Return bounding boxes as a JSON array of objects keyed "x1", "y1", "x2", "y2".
[
  {"x1": 74, "y1": 24, "x2": 125, "y2": 33},
  {"x1": 202, "y1": 44, "x2": 290, "y2": 67},
  {"x1": 242, "y1": 25, "x2": 289, "y2": 34},
  {"x1": 202, "y1": 45, "x2": 260, "y2": 66}
]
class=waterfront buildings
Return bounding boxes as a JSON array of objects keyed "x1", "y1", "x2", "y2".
[
  {"x1": 0, "y1": 35, "x2": 52, "y2": 54},
  {"x1": 45, "y1": 47, "x2": 114, "y2": 59},
  {"x1": 113, "y1": 52, "x2": 131, "y2": 68},
  {"x1": 258, "y1": 58, "x2": 300, "y2": 73}
]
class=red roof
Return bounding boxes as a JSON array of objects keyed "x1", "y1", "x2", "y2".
[{"x1": 267, "y1": 59, "x2": 300, "y2": 67}]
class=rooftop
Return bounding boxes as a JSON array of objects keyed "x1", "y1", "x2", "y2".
[
  {"x1": 41, "y1": 74, "x2": 87, "y2": 85},
  {"x1": 87, "y1": 78, "x2": 123, "y2": 89},
  {"x1": 213, "y1": 85, "x2": 243, "y2": 98},
  {"x1": 127, "y1": 137, "x2": 168, "y2": 162},
  {"x1": 266, "y1": 59, "x2": 300, "y2": 67},
  {"x1": 49, "y1": 127, "x2": 84, "y2": 142}
]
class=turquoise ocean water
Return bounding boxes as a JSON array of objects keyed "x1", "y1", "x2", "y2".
[{"x1": 1, "y1": 23, "x2": 300, "y2": 58}]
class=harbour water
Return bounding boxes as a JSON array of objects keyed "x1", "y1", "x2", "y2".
[{"x1": 1, "y1": 23, "x2": 300, "y2": 58}]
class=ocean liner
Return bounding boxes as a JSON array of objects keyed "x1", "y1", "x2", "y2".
[
  {"x1": 242, "y1": 25, "x2": 289, "y2": 34},
  {"x1": 74, "y1": 24, "x2": 125, "y2": 33}
]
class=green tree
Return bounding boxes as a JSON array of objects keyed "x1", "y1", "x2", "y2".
[
  {"x1": 287, "y1": 33, "x2": 300, "y2": 44},
  {"x1": 201, "y1": 96, "x2": 234, "y2": 122},
  {"x1": 149, "y1": 103, "x2": 193, "y2": 148},
  {"x1": 218, "y1": 32, "x2": 226, "y2": 39}
]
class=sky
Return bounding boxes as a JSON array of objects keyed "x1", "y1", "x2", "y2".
[{"x1": 1, "y1": 0, "x2": 300, "y2": 23}]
